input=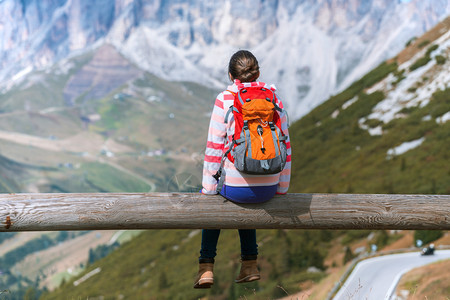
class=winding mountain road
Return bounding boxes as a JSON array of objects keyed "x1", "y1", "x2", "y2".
[{"x1": 333, "y1": 250, "x2": 450, "y2": 300}]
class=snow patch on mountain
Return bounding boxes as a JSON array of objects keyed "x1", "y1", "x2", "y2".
[
  {"x1": 386, "y1": 137, "x2": 425, "y2": 159},
  {"x1": 1, "y1": 0, "x2": 449, "y2": 119},
  {"x1": 360, "y1": 29, "x2": 450, "y2": 132},
  {"x1": 342, "y1": 96, "x2": 359, "y2": 110},
  {"x1": 436, "y1": 111, "x2": 450, "y2": 123}
]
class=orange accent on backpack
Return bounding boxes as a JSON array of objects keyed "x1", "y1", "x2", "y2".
[{"x1": 223, "y1": 86, "x2": 287, "y2": 175}]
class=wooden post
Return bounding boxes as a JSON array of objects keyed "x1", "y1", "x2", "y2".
[{"x1": 0, "y1": 193, "x2": 449, "y2": 231}]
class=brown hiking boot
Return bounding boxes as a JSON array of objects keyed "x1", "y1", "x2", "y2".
[
  {"x1": 235, "y1": 260, "x2": 260, "y2": 283},
  {"x1": 193, "y1": 263, "x2": 214, "y2": 288}
]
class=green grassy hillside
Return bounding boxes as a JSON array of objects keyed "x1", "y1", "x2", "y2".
[
  {"x1": 39, "y1": 33, "x2": 450, "y2": 298},
  {"x1": 2, "y1": 22, "x2": 449, "y2": 299},
  {"x1": 0, "y1": 154, "x2": 26, "y2": 193},
  {"x1": 41, "y1": 229, "x2": 335, "y2": 300},
  {"x1": 0, "y1": 44, "x2": 218, "y2": 298},
  {"x1": 289, "y1": 64, "x2": 449, "y2": 194},
  {"x1": 0, "y1": 45, "x2": 217, "y2": 194}
]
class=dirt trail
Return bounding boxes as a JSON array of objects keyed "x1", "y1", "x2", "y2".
[
  {"x1": 0, "y1": 129, "x2": 158, "y2": 189},
  {"x1": 0, "y1": 130, "x2": 131, "y2": 154},
  {"x1": 0, "y1": 232, "x2": 47, "y2": 257},
  {"x1": 12, "y1": 230, "x2": 117, "y2": 290},
  {"x1": 100, "y1": 158, "x2": 156, "y2": 191},
  {"x1": 396, "y1": 259, "x2": 450, "y2": 299}
]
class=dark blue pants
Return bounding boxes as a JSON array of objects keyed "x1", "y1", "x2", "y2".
[
  {"x1": 199, "y1": 229, "x2": 257, "y2": 262},
  {"x1": 199, "y1": 184, "x2": 277, "y2": 262}
]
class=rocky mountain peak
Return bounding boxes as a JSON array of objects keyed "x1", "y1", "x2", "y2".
[{"x1": 1, "y1": 0, "x2": 449, "y2": 119}]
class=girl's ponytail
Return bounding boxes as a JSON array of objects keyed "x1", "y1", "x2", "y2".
[{"x1": 228, "y1": 50, "x2": 260, "y2": 82}]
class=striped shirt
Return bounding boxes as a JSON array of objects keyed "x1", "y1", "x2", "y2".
[{"x1": 202, "y1": 80, "x2": 291, "y2": 194}]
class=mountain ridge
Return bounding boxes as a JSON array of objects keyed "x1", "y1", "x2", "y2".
[
  {"x1": 0, "y1": 12, "x2": 448, "y2": 300},
  {"x1": 1, "y1": 0, "x2": 449, "y2": 118},
  {"x1": 0, "y1": 4, "x2": 448, "y2": 300}
]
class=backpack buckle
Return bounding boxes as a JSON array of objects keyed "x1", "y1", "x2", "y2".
[{"x1": 212, "y1": 170, "x2": 221, "y2": 181}]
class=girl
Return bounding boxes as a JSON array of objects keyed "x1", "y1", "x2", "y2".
[{"x1": 195, "y1": 50, "x2": 291, "y2": 289}]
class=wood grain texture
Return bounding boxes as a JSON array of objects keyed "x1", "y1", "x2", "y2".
[{"x1": 0, "y1": 193, "x2": 449, "y2": 231}]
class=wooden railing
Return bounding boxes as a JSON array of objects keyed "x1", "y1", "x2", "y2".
[{"x1": 1, "y1": 193, "x2": 449, "y2": 231}]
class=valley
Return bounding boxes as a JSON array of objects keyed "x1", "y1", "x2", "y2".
[
  {"x1": 0, "y1": 2, "x2": 448, "y2": 299},
  {"x1": 0, "y1": 44, "x2": 217, "y2": 298},
  {"x1": 1, "y1": 1, "x2": 449, "y2": 119},
  {"x1": 0, "y1": 44, "x2": 217, "y2": 195}
]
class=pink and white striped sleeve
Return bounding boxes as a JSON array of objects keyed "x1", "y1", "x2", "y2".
[
  {"x1": 201, "y1": 93, "x2": 227, "y2": 194},
  {"x1": 276, "y1": 94, "x2": 291, "y2": 194}
]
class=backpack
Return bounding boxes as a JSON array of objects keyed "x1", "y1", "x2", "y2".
[{"x1": 213, "y1": 86, "x2": 288, "y2": 182}]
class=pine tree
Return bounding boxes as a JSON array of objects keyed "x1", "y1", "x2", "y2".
[{"x1": 343, "y1": 246, "x2": 354, "y2": 264}]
